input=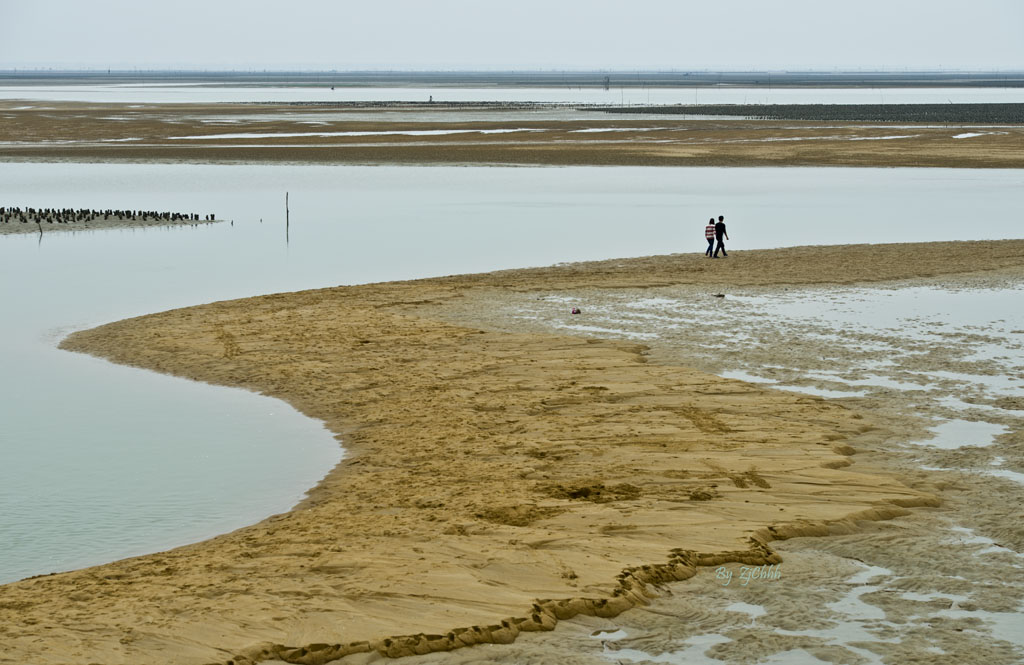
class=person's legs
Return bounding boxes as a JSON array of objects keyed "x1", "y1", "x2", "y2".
[
  {"x1": 706, "y1": 238, "x2": 715, "y2": 256},
  {"x1": 715, "y1": 239, "x2": 727, "y2": 257}
]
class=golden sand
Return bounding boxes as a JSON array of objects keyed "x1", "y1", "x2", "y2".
[{"x1": 2, "y1": 241, "x2": 1022, "y2": 664}]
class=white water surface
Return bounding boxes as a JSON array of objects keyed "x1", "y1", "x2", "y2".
[
  {"x1": 1, "y1": 164, "x2": 1023, "y2": 585},
  {"x1": 915, "y1": 419, "x2": 1009, "y2": 449}
]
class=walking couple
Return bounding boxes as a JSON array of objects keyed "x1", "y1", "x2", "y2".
[{"x1": 704, "y1": 215, "x2": 729, "y2": 258}]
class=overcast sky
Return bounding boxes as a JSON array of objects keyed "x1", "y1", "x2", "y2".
[{"x1": 2, "y1": 0, "x2": 1022, "y2": 71}]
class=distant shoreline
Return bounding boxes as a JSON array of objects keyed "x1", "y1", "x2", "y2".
[
  {"x1": 3, "y1": 69, "x2": 1024, "y2": 89},
  {"x1": 3, "y1": 100, "x2": 1023, "y2": 168},
  {"x1": 597, "y1": 102, "x2": 1024, "y2": 123},
  {"x1": 226, "y1": 100, "x2": 1024, "y2": 123}
]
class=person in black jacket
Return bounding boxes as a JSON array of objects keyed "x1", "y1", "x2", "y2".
[{"x1": 713, "y1": 215, "x2": 729, "y2": 258}]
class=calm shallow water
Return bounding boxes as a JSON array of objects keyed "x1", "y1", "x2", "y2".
[
  {"x1": 4, "y1": 84, "x2": 1024, "y2": 105},
  {"x1": 1, "y1": 164, "x2": 1022, "y2": 585}
]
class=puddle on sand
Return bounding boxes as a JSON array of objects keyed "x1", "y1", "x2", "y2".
[
  {"x1": 601, "y1": 633, "x2": 732, "y2": 665},
  {"x1": 725, "y1": 602, "x2": 767, "y2": 619},
  {"x1": 912, "y1": 419, "x2": 1009, "y2": 449}
]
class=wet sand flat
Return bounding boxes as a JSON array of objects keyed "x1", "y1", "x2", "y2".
[
  {"x1": 2, "y1": 101, "x2": 1024, "y2": 167},
  {"x1": 424, "y1": 271, "x2": 1024, "y2": 663},
  {"x1": 1, "y1": 241, "x2": 1022, "y2": 664}
]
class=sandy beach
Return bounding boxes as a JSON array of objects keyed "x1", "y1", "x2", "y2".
[{"x1": 0, "y1": 240, "x2": 1020, "y2": 664}]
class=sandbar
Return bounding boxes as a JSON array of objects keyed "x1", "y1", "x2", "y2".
[
  {"x1": 2, "y1": 101, "x2": 1023, "y2": 167},
  {"x1": 1, "y1": 240, "x2": 1022, "y2": 664}
]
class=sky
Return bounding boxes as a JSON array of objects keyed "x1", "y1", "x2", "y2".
[{"x1": 1, "y1": 0, "x2": 1022, "y2": 71}]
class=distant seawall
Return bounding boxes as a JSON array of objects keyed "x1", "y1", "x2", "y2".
[{"x1": 597, "y1": 102, "x2": 1024, "y2": 123}]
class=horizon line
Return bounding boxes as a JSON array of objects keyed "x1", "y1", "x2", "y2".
[{"x1": 3, "y1": 67, "x2": 1024, "y2": 74}]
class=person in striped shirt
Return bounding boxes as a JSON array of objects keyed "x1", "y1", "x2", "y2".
[{"x1": 704, "y1": 217, "x2": 716, "y2": 257}]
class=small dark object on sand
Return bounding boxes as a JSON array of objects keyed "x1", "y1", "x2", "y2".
[
  {"x1": 713, "y1": 294, "x2": 726, "y2": 298},
  {"x1": 571, "y1": 307, "x2": 582, "y2": 314}
]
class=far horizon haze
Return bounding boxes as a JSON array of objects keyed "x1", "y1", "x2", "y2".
[{"x1": 1, "y1": 1, "x2": 1022, "y2": 72}]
